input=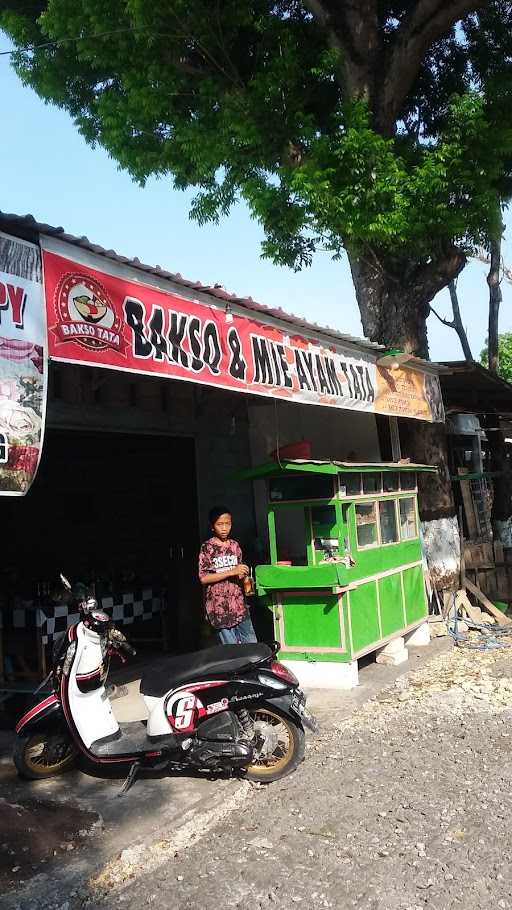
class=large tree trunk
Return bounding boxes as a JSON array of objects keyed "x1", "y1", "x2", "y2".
[{"x1": 348, "y1": 248, "x2": 464, "y2": 589}]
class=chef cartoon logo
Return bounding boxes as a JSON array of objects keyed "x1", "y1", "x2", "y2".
[{"x1": 51, "y1": 272, "x2": 127, "y2": 354}]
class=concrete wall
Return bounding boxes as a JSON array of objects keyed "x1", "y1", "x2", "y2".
[{"x1": 47, "y1": 363, "x2": 257, "y2": 553}]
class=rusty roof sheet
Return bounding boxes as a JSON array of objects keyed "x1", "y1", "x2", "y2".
[{"x1": 0, "y1": 210, "x2": 384, "y2": 354}]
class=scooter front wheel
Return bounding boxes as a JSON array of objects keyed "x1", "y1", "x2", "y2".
[
  {"x1": 242, "y1": 707, "x2": 305, "y2": 783},
  {"x1": 13, "y1": 732, "x2": 78, "y2": 780}
]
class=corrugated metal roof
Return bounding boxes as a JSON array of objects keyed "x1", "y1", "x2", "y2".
[
  {"x1": 0, "y1": 210, "x2": 383, "y2": 354},
  {"x1": 440, "y1": 360, "x2": 512, "y2": 415}
]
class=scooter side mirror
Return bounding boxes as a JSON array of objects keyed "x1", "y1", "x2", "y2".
[{"x1": 60, "y1": 573, "x2": 72, "y2": 591}]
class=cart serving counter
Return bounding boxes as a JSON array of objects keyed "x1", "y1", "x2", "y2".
[{"x1": 243, "y1": 460, "x2": 435, "y2": 688}]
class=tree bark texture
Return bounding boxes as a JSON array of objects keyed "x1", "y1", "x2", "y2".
[
  {"x1": 347, "y1": 247, "x2": 466, "y2": 358},
  {"x1": 487, "y1": 236, "x2": 502, "y2": 375}
]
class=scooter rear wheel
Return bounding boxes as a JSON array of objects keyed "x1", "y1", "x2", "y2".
[
  {"x1": 242, "y1": 707, "x2": 305, "y2": 783},
  {"x1": 14, "y1": 732, "x2": 78, "y2": 780}
]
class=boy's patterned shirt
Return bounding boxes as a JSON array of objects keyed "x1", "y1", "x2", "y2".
[{"x1": 198, "y1": 537, "x2": 247, "y2": 630}]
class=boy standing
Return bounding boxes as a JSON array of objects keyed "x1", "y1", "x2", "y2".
[{"x1": 198, "y1": 506, "x2": 257, "y2": 644}]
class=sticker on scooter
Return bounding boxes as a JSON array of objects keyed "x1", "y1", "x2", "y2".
[
  {"x1": 206, "y1": 697, "x2": 229, "y2": 716},
  {"x1": 167, "y1": 692, "x2": 205, "y2": 733}
]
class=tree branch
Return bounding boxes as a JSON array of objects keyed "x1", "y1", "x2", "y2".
[
  {"x1": 487, "y1": 233, "x2": 502, "y2": 373},
  {"x1": 410, "y1": 244, "x2": 466, "y2": 306},
  {"x1": 429, "y1": 280, "x2": 472, "y2": 359},
  {"x1": 378, "y1": 1, "x2": 488, "y2": 132},
  {"x1": 303, "y1": 0, "x2": 380, "y2": 100},
  {"x1": 429, "y1": 305, "x2": 455, "y2": 329},
  {"x1": 473, "y1": 246, "x2": 512, "y2": 283},
  {"x1": 448, "y1": 278, "x2": 473, "y2": 360},
  {"x1": 303, "y1": 0, "x2": 348, "y2": 90}
]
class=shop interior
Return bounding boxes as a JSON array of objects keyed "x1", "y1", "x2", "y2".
[{"x1": 0, "y1": 428, "x2": 203, "y2": 679}]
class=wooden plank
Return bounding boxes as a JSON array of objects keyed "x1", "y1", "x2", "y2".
[
  {"x1": 458, "y1": 468, "x2": 479, "y2": 539},
  {"x1": 455, "y1": 589, "x2": 482, "y2": 623},
  {"x1": 494, "y1": 541, "x2": 505, "y2": 564},
  {"x1": 464, "y1": 577, "x2": 512, "y2": 624}
]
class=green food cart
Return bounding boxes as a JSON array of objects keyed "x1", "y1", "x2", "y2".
[{"x1": 243, "y1": 460, "x2": 435, "y2": 688}]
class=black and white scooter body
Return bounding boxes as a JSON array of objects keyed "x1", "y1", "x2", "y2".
[{"x1": 14, "y1": 581, "x2": 317, "y2": 786}]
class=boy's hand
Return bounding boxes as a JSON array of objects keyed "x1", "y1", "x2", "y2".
[{"x1": 234, "y1": 564, "x2": 249, "y2": 579}]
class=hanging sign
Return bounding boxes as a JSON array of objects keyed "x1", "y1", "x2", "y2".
[
  {"x1": 41, "y1": 242, "x2": 444, "y2": 423},
  {"x1": 0, "y1": 232, "x2": 47, "y2": 496}
]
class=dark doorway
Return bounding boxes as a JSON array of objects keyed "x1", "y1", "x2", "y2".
[{"x1": 0, "y1": 429, "x2": 202, "y2": 653}]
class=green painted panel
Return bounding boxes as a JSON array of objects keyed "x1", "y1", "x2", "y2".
[
  {"x1": 378, "y1": 573, "x2": 404, "y2": 638},
  {"x1": 256, "y1": 563, "x2": 349, "y2": 590},
  {"x1": 349, "y1": 583, "x2": 380, "y2": 653},
  {"x1": 281, "y1": 595, "x2": 341, "y2": 648},
  {"x1": 403, "y1": 565, "x2": 427, "y2": 625},
  {"x1": 278, "y1": 650, "x2": 350, "y2": 663}
]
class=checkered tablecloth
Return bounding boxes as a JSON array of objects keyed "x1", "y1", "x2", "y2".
[{"x1": 1, "y1": 589, "x2": 162, "y2": 644}]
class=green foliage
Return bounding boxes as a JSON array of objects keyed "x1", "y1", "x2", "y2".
[
  {"x1": 481, "y1": 333, "x2": 512, "y2": 384},
  {"x1": 2, "y1": 2, "x2": 512, "y2": 271}
]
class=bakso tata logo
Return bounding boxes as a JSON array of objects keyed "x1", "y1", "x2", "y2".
[{"x1": 52, "y1": 272, "x2": 127, "y2": 354}]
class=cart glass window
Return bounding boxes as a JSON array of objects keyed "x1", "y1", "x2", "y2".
[
  {"x1": 363, "y1": 472, "x2": 381, "y2": 494},
  {"x1": 355, "y1": 502, "x2": 378, "y2": 548},
  {"x1": 340, "y1": 473, "x2": 361, "y2": 496},
  {"x1": 383, "y1": 471, "x2": 399, "y2": 492},
  {"x1": 274, "y1": 508, "x2": 308, "y2": 565},
  {"x1": 399, "y1": 472, "x2": 416, "y2": 491},
  {"x1": 269, "y1": 473, "x2": 334, "y2": 502},
  {"x1": 399, "y1": 497, "x2": 417, "y2": 539},
  {"x1": 379, "y1": 499, "x2": 399, "y2": 544}
]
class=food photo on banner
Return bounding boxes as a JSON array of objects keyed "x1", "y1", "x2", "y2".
[
  {"x1": 41, "y1": 237, "x2": 443, "y2": 423},
  {"x1": 0, "y1": 233, "x2": 47, "y2": 496}
]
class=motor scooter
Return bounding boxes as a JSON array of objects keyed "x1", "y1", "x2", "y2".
[{"x1": 13, "y1": 576, "x2": 317, "y2": 789}]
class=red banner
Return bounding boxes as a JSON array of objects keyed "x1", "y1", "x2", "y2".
[{"x1": 42, "y1": 244, "x2": 444, "y2": 422}]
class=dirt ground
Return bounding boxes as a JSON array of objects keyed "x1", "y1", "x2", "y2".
[
  {"x1": 90, "y1": 643, "x2": 512, "y2": 910},
  {"x1": 5, "y1": 638, "x2": 512, "y2": 910}
]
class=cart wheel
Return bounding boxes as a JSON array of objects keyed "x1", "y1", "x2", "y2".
[
  {"x1": 242, "y1": 707, "x2": 305, "y2": 783},
  {"x1": 13, "y1": 732, "x2": 77, "y2": 780}
]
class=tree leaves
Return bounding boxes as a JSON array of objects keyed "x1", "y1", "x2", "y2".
[
  {"x1": 2, "y1": 1, "x2": 511, "y2": 275},
  {"x1": 481, "y1": 332, "x2": 512, "y2": 383}
]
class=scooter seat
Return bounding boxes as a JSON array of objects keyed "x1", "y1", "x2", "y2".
[{"x1": 140, "y1": 643, "x2": 272, "y2": 697}]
